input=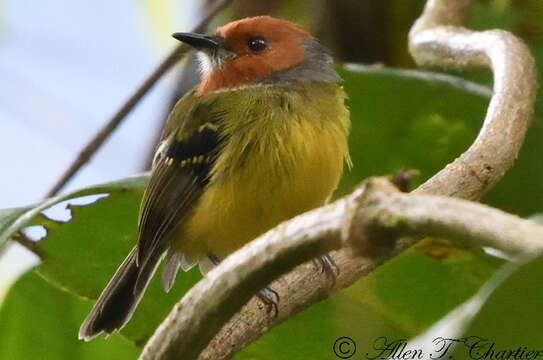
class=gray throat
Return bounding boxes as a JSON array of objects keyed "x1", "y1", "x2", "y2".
[{"x1": 262, "y1": 38, "x2": 341, "y2": 85}]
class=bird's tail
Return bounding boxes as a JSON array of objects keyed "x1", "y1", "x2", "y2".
[{"x1": 78, "y1": 246, "x2": 159, "y2": 341}]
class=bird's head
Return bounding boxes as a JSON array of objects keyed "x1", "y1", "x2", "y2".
[{"x1": 172, "y1": 16, "x2": 339, "y2": 96}]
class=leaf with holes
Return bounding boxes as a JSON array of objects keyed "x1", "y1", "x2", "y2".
[
  {"x1": 33, "y1": 192, "x2": 203, "y2": 345},
  {"x1": 0, "y1": 174, "x2": 149, "y2": 249}
]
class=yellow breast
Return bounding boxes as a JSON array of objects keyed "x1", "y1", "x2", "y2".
[{"x1": 173, "y1": 83, "x2": 350, "y2": 265}]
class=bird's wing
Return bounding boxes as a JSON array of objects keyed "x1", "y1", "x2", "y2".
[{"x1": 135, "y1": 90, "x2": 223, "y2": 292}]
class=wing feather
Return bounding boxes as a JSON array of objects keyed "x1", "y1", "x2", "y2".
[{"x1": 136, "y1": 94, "x2": 221, "y2": 291}]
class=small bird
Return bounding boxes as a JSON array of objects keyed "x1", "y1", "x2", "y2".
[{"x1": 79, "y1": 16, "x2": 350, "y2": 341}]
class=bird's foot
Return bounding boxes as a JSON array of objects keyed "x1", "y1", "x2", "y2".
[
  {"x1": 209, "y1": 254, "x2": 280, "y2": 316},
  {"x1": 314, "y1": 254, "x2": 339, "y2": 287},
  {"x1": 257, "y1": 287, "x2": 280, "y2": 317}
]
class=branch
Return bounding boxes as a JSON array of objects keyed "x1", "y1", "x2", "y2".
[
  {"x1": 139, "y1": 1, "x2": 539, "y2": 359},
  {"x1": 409, "y1": 0, "x2": 538, "y2": 199},
  {"x1": 45, "y1": 0, "x2": 232, "y2": 198},
  {"x1": 140, "y1": 177, "x2": 543, "y2": 360}
]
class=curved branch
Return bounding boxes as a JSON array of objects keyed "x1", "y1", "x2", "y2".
[
  {"x1": 409, "y1": 0, "x2": 538, "y2": 199},
  {"x1": 140, "y1": 177, "x2": 543, "y2": 360}
]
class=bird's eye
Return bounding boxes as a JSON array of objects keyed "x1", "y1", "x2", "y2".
[{"x1": 247, "y1": 36, "x2": 268, "y2": 53}]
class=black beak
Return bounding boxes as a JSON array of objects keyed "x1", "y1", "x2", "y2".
[{"x1": 172, "y1": 32, "x2": 222, "y2": 51}]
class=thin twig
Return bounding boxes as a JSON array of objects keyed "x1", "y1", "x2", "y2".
[
  {"x1": 45, "y1": 0, "x2": 232, "y2": 198},
  {"x1": 138, "y1": 0, "x2": 539, "y2": 359},
  {"x1": 139, "y1": 177, "x2": 543, "y2": 360}
]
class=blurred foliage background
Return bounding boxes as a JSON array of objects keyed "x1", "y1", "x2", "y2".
[{"x1": 0, "y1": 0, "x2": 542, "y2": 359}]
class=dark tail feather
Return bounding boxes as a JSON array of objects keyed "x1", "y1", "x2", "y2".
[{"x1": 78, "y1": 246, "x2": 160, "y2": 341}]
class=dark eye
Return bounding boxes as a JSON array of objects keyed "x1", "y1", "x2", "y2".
[{"x1": 247, "y1": 36, "x2": 268, "y2": 53}]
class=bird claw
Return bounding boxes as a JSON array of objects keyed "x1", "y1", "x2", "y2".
[
  {"x1": 257, "y1": 287, "x2": 280, "y2": 317},
  {"x1": 315, "y1": 254, "x2": 339, "y2": 287},
  {"x1": 210, "y1": 254, "x2": 280, "y2": 316}
]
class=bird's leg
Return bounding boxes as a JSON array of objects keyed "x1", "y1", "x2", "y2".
[
  {"x1": 314, "y1": 254, "x2": 339, "y2": 287},
  {"x1": 208, "y1": 254, "x2": 280, "y2": 317}
]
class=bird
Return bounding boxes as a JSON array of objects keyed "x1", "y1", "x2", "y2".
[{"x1": 79, "y1": 15, "x2": 350, "y2": 341}]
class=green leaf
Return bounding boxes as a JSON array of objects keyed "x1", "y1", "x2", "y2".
[
  {"x1": 458, "y1": 255, "x2": 543, "y2": 348},
  {"x1": 0, "y1": 173, "x2": 196, "y2": 345},
  {"x1": 32, "y1": 182, "x2": 202, "y2": 345},
  {"x1": 0, "y1": 271, "x2": 139, "y2": 360},
  {"x1": 335, "y1": 64, "x2": 491, "y2": 197},
  {"x1": 336, "y1": 64, "x2": 543, "y2": 217},
  {"x1": 0, "y1": 174, "x2": 149, "y2": 249}
]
